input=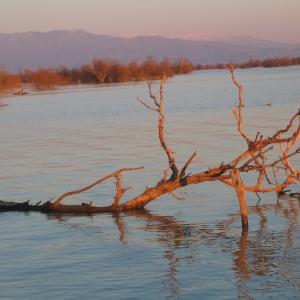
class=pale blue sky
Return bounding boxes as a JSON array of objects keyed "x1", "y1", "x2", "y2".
[{"x1": 1, "y1": 0, "x2": 300, "y2": 43}]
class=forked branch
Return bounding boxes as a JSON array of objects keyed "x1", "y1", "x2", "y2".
[
  {"x1": 53, "y1": 166, "x2": 144, "y2": 207},
  {"x1": 138, "y1": 78, "x2": 178, "y2": 181},
  {"x1": 225, "y1": 64, "x2": 251, "y2": 146}
]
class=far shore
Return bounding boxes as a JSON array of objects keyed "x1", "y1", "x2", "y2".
[{"x1": 1, "y1": 55, "x2": 300, "y2": 94}]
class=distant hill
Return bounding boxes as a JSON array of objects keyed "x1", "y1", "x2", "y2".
[
  {"x1": 1, "y1": 30, "x2": 300, "y2": 73},
  {"x1": 121, "y1": 32, "x2": 293, "y2": 48}
]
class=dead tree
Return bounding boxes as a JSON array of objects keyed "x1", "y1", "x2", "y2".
[{"x1": 1, "y1": 65, "x2": 300, "y2": 230}]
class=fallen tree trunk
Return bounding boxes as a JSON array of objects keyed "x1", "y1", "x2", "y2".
[{"x1": 1, "y1": 66, "x2": 300, "y2": 229}]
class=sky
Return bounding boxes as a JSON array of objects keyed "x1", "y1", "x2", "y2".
[{"x1": 1, "y1": 0, "x2": 300, "y2": 44}]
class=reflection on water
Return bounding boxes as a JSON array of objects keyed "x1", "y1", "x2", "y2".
[
  {"x1": 1, "y1": 67, "x2": 300, "y2": 299},
  {"x1": 231, "y1": 195, "x2": 300, "y2": 299},
  {"x1": 40, "y1": 194, "x2": 300, "y2": 299},
  {"x1": 1, "y1": 198, "x2": 299, "y2": 299}
]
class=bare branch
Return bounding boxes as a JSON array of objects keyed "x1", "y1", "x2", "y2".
[
  {"x1": 279, "y1": 141, "x2": 297, "y2": 178},
  {"x1": 241, "y1": 146, "x2": 273, "y2": 169},
  {"x1": 147, "y1": 80, "x2": 160, "y2": 107},
  {"x1": 179, "y1": 151, "x2": 197, "y2": 179},
  {"x1": 272, "y1": 110, "x2": 300, "y2": 140},
  {"x1": 264, "y1": 169, "x2": 277, "y2": 186},
  {"x1": 137, "y1": 97, "x2": 159, "y2": 112},
  {"x1": 225, "y1": 64, "x2": 251, "y2": 145},
  {"x1": 113, "y1": 173, "x2": 132, "y2": 207},
  {"x1": 254, "y1": 132, "x2": 261, "y2": 143},
  {"x1": 169, "y1": 191, "x2": 184, "y2": 201},
  {"x1": 53, "y1": 166, "x2": 144, "y2": 206},
  {"x1": 270, "y1": 148, "x2": 300, "y2": 167},
  {"x1": 138, "y1": 78, "x2": 178, "y2": 181}
]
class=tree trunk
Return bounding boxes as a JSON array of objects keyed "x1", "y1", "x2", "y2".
[{"x1": 231, "y1": 170, "x2": 248, "y2": 231}]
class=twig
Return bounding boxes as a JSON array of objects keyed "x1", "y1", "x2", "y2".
[{"x1": 53, "y1": 166, "x2": 144, "y2": 206}]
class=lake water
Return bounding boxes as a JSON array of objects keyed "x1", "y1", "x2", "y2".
[{"x1": 1, "y1": 66, "x2": 300, "y2": 299}]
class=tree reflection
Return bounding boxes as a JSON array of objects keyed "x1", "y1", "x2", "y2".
[
  {"x1": 46, "y1": 209, "x2": 190, "y2": 297},
  {"x1": 45, "y1": 194, "x2": 300, "y2": 299},
  {"x1": 112, "y1": 209, "x2": 189, "y2": 297},
  {"x1": 231, "y1": 195, "x2": 300, "y2": 298}
]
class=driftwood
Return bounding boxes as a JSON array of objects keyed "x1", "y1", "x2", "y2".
[
  {"x1": 12, "y1": 88, "x2": 28, "y2": 95},
  {"x1": 1, "y1": 65, "x2": 300, "y2": 229}
]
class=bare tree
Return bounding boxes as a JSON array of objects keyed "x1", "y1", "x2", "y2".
[
  {"x1": 1, "y1": 65, "x2": 299, "y2": 230},
  {"x1": 92, "y1": 58, "x2": 112, "y2": 83}
]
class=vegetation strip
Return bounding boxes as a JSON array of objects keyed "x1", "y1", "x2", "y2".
[{"x1": 1, "y1": 56, "x2": 300, "y2": 92}]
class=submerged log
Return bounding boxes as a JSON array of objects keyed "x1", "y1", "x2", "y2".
[{"x1": 2, "y1": 66, "x2": 300, "y2": 230}]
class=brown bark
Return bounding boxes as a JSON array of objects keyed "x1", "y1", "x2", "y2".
[{"x1": 231, "y1": 170, "x2": 248, "y2": 231}]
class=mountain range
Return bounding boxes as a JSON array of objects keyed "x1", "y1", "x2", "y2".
[{"x1": 1, "y1": 30, "x2": 300, "y2": 73}]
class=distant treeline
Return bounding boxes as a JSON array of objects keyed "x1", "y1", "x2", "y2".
[
  {"x1": 0, "y1": 57, "x2": 194, "y2": 91},
  {"x1": 0, "y1": 65, "x2": 22, "y2": 92},
  {"x1": 19, "y1": 57, "x2": 194, "y2": 90},
  {"x1": 196, "y1": 56, "x2": 300, "y2": 70},
  {"x1": 1, "y1": 56, "x2": 300, "y2": 92}
]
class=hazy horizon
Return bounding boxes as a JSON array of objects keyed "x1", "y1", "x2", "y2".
[
  {"x1": 1, "y1": 0, "x2": 300, "y2": 44},
  {"x1": 2, "y1": 29, "x2": 298, "y2": 46}
]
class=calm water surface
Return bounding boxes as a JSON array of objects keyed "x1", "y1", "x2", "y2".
[{"x1": 1, "y1": 66, "x2": 300, "y2": 299}]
